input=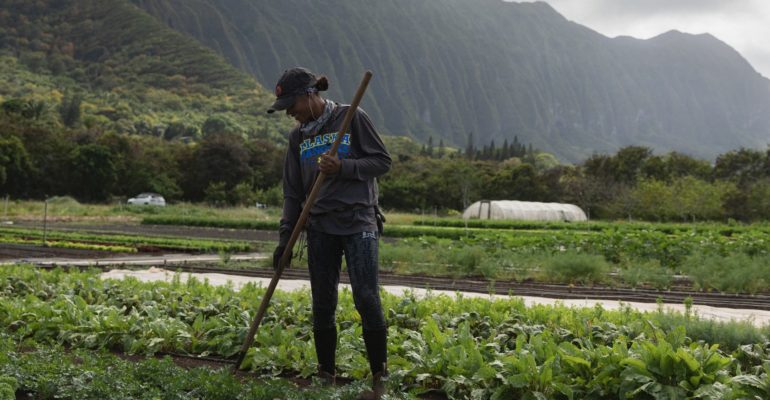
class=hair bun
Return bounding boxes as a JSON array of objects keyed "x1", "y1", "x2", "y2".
[{"x1": 314, "y1": 76, "x2": 329, "y2": 91}]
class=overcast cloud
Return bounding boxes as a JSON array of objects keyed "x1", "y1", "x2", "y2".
[{"x1": 538, "y1": 0, "x2": 770, "y2": 78}]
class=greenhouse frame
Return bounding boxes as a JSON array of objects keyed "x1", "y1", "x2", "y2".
[{"x1": 462, "y1": 200, "x2": 588, "y2": 222}]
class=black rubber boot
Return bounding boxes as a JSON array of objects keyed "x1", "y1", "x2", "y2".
[
  {"x1": 313, "y1": 327, "x2": 337, "y2": 385},
  {"x1": 357, "y1": 369, "x2": 387, "y2": 400},
  {"x1": 357, "y1": 329, "x2": 388, "y2": 399},
  {"x1": 316, "y1": 368, "x2": 336, "y2": 386},
  {"x1": 363, "y1": 328, "x2": 387, "y2": 376}
]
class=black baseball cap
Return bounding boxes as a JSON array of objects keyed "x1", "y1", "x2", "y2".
[{"x1": 267, "y1": 67, "x2": 319, "y2": 113}]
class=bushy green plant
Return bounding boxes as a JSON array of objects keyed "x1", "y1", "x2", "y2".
[
  {"x1": 541, "y1": 252, "x2": 609, "y2": 284},
  {"x1": 204, "y1": 181, "x2": 229, "y2": 207},
  {"x1": 255, "y1": 184, "x2": 283, "y2": 207},
  {"x1": 683, "y1": 253, "x2": 770, "y2": 294},
  {"x1": 230, "y1": 182, "x2": 257, "y2": 206},
  {"x1": 729, "y1": 363, "x2": 770, "y2": 399},
  {"x1": 619, "y1": 331, "x2": 732, "y2": 398},
  {"x1": 619, "y1": 260, "x2": 674, "y2": 289},
  {"x1": 478, "y1": 252, "x2": 543, "y2": 281},
  {"x1": 0, "y1": 375, "x2": 17, "y2": 400},
  {"x1": 446, "y1": 245, "x2": 486, "y2": 276}
]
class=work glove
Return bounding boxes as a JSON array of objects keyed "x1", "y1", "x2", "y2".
[{"x1": 272, "y1": 245, "x2": 292, "y2": 271}]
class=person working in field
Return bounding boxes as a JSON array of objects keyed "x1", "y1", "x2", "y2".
[{"x1": 267, "y1": 67, "x2": 391, "y2": 399}]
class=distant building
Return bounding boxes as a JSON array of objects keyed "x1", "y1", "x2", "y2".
[{"x1": 462, "y1": 200, "x2": 588, "y2": 222}]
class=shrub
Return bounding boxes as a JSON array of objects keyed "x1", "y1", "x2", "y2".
[
  {"x1": 204, "y1": 181, "x2": 228, "y2": 207},
  {"x1": 255, "y1": 184, "x2": 283, "y2": 207},
  {"x1": 542, "y1": 252, "x2": 609, "y2": 284},
  {"x1": 447, "y1": 245, "x2": 486, "y2": 276},
  {"x1": 619, "y1": 260, "x2": 673, "y2": 289},
  {"x1": 46, "y1": 196, "x2": 80, "y2": 205},
  {"x1": 682, "y1": 253, "x2": 770, "y2": 294},
  {"x1": 230, "y1": 182, "x2": 256, "y2": 206}
]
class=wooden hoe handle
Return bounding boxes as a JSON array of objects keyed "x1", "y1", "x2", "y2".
[{"x1": 233, "y1": 71, "x2": 373, "y2": 370}]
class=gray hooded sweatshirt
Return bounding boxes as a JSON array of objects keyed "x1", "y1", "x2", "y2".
[{"x1": 279, "y1": 102, "x2": 391, "y2": 241}]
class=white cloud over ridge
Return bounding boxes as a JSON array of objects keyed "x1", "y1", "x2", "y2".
[{"x1": 536, "y1": 0, "x2": 770, "y2": 78}]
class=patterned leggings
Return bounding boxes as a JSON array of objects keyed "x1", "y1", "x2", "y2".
[{"x1": 306, "y1": 229, "x2": 386, "y2": 331}]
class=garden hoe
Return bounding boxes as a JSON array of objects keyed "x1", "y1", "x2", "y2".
[{"x1": 232, "y1": 71, "x2": 374, "y2": 372}]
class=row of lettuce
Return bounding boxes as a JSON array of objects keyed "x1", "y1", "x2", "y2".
[
  {"x1": 0, "y1": 227, "x2": 251, "y2": 253},
  {"x1": 142, "y1": 214, "x2": 770, "y2": 235},
  {"x1": 2, "y1": 265, "x2": 770, "y2": 399}
]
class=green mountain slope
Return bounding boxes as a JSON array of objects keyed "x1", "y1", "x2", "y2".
[
  {"x1": 133, "y1": 0, "x2": 770, "y2": 161},
  {"x1": 0, "y1": 0, "x2": 291, "y2": 140}
]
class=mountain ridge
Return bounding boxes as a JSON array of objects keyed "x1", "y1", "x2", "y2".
[{"x1": 132, "y1": 0, "x2": 770, "y2": 161}]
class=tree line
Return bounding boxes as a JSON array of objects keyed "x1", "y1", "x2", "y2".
[
  {"x1": 0, "y1": 108, "x2": 283, "y2": 207},
  {"x1": 4, "y1": 99, "x2": 770, "y2": 222},
  {"x1": 380, "y1": 145, "x2": 770, "y2": 222}
]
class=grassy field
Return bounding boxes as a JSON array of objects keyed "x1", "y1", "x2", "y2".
[
  {"x1": 1, "y1": 198, "x2": 427, "y2": 225},
  {"x1": 1, "y1": 197, "x2": 279, "y2": 223}
]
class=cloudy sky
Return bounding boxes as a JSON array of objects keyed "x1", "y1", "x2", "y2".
[{"x1": 539, "y1": 0, "x2": 770, "y2": 78}]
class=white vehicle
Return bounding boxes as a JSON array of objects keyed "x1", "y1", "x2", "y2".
[{"x1": 127, "y1": 193, "x2": 166, "y2": 206}]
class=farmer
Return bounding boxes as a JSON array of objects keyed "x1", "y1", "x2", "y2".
[{"x1": 267, "y1": 67, "x2": 391, "y2": 398}]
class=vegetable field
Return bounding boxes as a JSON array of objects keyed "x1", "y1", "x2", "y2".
[
  {"x1": 3, "y1": 265, "x2": 770, "y2": 399},
  {"x1": 142, "y1": 215, "x2": 770, "y2": 293},
  {"x1": 0, "y1": 227, "x2": 253, "y2": 254},
  {"x1": 378, "y1": 226, "x2": 770, "y2": 292}
]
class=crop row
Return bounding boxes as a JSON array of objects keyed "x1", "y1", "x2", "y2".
[
  {"x1": 0, "y1": 227, "x2": 252, "y2": 253},
  {"x1": 0, "y1": 236, "x2": 136, "y2": 253},
  {"x1": 144, "y1": 214, "x2": 770, "y2": 236},
  {"x1": 2, "y1": 266, "x2": 770, "y2": 398},
  {"x1": 142, "y1": 216, "x2": 279, "y2": 231},
  {"x1": 140, "y1": 215, "x2": 475, "y2": 240},
  {"x1": 412, "y1": 218, "x2": 770, "y2": 235},
  {"x1": 0, "y1": 336, "x2": 362, "y2": 400}
]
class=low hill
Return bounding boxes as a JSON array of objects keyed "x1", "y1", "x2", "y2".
[{"x1": 0, "y1": 0, "x2": 291, "y2": 140}]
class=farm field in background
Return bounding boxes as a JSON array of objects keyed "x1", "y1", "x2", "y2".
[
  {"x1": 0, "y1": 198, "x2": 280, "y2": 223},
  {"x1": 0, "y1": 226, "x2": 253, "y2": 254},
  {"x1": 4, "y1": 199, "x2": 770, "y2": 294}
]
